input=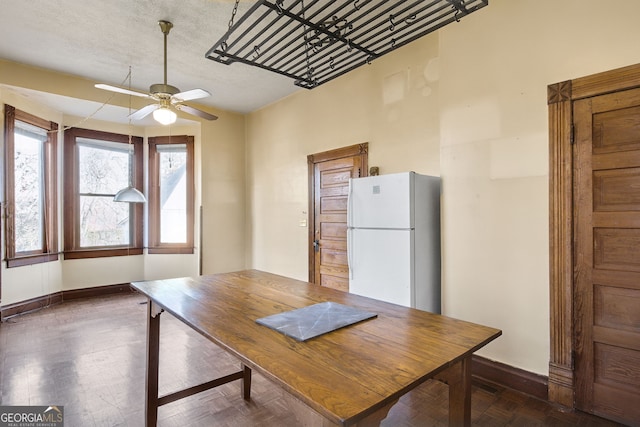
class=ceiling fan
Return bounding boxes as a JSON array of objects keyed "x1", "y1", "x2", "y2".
[{"x1": 96, "y1": 20, "x2": 218, "y2": 125}]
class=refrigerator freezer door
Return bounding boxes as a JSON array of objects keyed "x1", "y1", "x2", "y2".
[
  {"x1": 349, "y1": 228, "x2": 413, "y2": 307},
  {"x1": 348, "y1": 172, "x2": 413, "y2": 229}
]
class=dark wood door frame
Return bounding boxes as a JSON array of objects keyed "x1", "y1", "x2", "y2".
[
  {"x1": 548, "y1": 63, "x2": 640, "y2": 407},
  {"x1": 307, "y1": 143, "x2": 368, "y2": 283}
]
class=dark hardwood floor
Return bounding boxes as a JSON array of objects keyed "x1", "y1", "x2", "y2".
[{"x1": 0, "y1": 293, "x2": 623, "y2": 426}]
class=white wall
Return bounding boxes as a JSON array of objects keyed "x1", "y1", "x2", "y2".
[{"x1": 246, "y1": 0, "x2": 640, "y2": 376}]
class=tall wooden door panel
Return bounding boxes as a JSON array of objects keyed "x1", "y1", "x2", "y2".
[
  {"x1": 314, "y1": 157, "x2": 360, "y2": 291},
  {"x1": 308, "y1": 144, "x2": 367, "y2": 291},
  {"x1": 574, "y1": 87, "x2": 640, "y2": 425}
]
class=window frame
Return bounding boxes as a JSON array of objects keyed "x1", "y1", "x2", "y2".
[
  {"x1": 4, "y1": 105, "x2": 59, "y2": 267},
  {"x1": 63, "y1": 127, "x2": 143, "y2": 259},
  {"x1": 148, "y1": 135, "x2": 194, "y2": 254}
]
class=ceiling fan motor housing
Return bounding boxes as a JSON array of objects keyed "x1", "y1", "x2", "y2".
[{"x1": 150, "y1": 83, "x2": 180, "y2": 97}]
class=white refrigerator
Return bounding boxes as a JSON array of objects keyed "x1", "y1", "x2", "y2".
[{"x1": 347, "y1": 172, "x2": 441, "y2": 313}]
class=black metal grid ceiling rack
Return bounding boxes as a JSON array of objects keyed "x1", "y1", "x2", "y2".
[{"x1": 206, "y1": 0, "x2": 488, "y2": 89}]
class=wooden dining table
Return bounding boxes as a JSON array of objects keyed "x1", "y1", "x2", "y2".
[{"x1": 131, "y1": 269, "x2": 501, "y2": 426}]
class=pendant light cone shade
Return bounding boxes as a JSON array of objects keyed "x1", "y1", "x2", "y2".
[
  {"x1": 153, "y1": 106, "x2": 177, "y2": 125},
  {"x1": 114, "y1": 186, "x2": 146, "y2": 203},
  {"x1": 113, "y1": 66, "x2": 147, "y2": 204}
]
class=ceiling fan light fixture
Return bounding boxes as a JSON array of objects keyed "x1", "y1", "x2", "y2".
[{"x1": 153, "y1": 106, "x2": 177, "y2": 125}]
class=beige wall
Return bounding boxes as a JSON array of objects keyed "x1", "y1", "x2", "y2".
[
  {"x1": 3, "y1": 0, "x2": 640, "y2": 377},
  {"x1": 200, "y1": 112, "x2": 247, "y2": 275},
  {"x1": 246, "y1": 0, "x2": 640, "y2": 375},
  {"x1": 245, "y1": 32, "x2": 441, "y2": 273}
]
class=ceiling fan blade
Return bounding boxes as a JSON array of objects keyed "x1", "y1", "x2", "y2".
[
  {"x1": 172, "y1": 88, "x2": 211, "y2": 102},
  {"x1": 176, "y1": 104, "x2": 218, "y2": 121},
  {"x1": 95, "y1": 83, "x2": 151, "y2": 98},
  {"x1": 129, "y1": 104, "x2": 160, "y2": 120}
]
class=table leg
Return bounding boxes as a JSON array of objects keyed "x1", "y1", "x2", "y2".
[
  {"x1": 145, "y1": 301, "x2": 162, "y2": 427},
  {"x1": 445, "y1": 357, "x2": 472, "y2": 427},
  {"x1": 242, "y1": 364, "x2": 252, "y2": 400}
]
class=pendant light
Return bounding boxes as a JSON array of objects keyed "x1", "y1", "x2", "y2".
[
  {"x1": 114, "y1": 66, "x2": 146, "y2": 203},
  {"x1": 113, "y1": 178, "x2": 146, "y2": 203}
]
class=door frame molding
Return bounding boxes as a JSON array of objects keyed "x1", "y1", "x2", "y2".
[
  {"x1": 307, "y1": 143, "x2": 368, "y2": 283},
  {"x1": 547, "y1": 63, "x2": 640, "y2": 407}
]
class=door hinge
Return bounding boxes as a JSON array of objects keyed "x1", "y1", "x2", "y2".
[{"x1": 570, "y1": 124, "x2": 575, "y2": 145}]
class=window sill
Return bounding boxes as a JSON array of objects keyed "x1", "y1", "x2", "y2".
[
  {"x1": 6, "y1": 253, "x2": 59, "y2": 268},
  {"x1": 147, "y1": 246, "x2": 195, "y2": 255},
  {"x1": 63, "y1": 248, "x2": 143, "y2": 260}
]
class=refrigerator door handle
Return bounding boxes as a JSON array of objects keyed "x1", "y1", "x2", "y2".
[
  {"x1": 347, "y1": 227, "x2": 353, "y2": 280},
  {"x1": 347, "y1": 178, "x2": 354, "y2": 280},
  {"x1": 347, "y1": 179, "x2": 353, "y2": 228}
]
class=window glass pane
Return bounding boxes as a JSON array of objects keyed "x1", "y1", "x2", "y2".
[
  {"x1": 14, "y1": 122, "x2": 45, "y2": 252},
  {"x1": 80, "y1": 196, "x2": 130, "y2": 247},
  {"x1": 77, "y1": 138, "x2": 133, "y2": 248},
  {"x1": 160, "y1": 147, "x2": 187, "y2": 243},
  {"x1": 78, "y1": 139, "x2": 130, "y2": 194}
]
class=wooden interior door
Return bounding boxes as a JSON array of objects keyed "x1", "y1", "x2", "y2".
[
  {"x1": 574, "y1": 87, "x2": 640, "y2": 425},
  {"x1": 307, "y1": 144, "x2": 368, "y2": 291}
]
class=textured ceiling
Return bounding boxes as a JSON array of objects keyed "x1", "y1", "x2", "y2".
[{"x1": 0, "y1": 0, "x2": 301, "y2": 116}]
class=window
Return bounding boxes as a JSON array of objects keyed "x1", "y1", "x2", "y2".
[
  {"x1": 4, "y1": 105, "x2": 58, "y2": 267},
  {"x1": 148, "y1": 135, "x2": 194, "y2": 254},
  {"x1": 64, "y1": 128, "x2": 143, "y2": 259}
]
